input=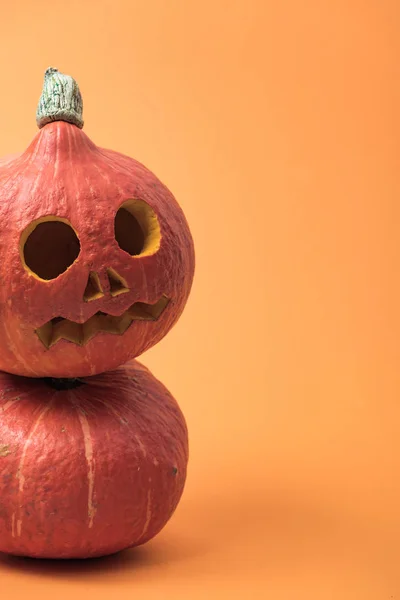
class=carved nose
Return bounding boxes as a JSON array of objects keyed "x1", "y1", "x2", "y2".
[
  {"x1": 83, "y1": 271, "x2": 104, "y2": 302},
  {"x1": 83, "y1": 269, "x2": 129, "y2": 302},
  {"x1": 106, "y1": 268, "x2": 129, "y2": 297}
]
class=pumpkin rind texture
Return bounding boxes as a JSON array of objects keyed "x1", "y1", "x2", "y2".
[
  {"x1": 0, "y1": 359, "x2": 188, "y2": 559},
  {"x1": 0, "y1": 118, "x2": 195, "y2": 377}
]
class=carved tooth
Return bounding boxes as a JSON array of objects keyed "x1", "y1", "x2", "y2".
[
  {"x1": 35, "y1": 296, "x2": 170, "y2": 348},
  {"x1": 130, "y1": 295, "x2": 170, "y2": 320},
  {"x1": 35, "y1": 321, "x2": 53, "y2": 349},
  {"x1": 51, "y1": 319, "x2": 83, "y2": 347}
]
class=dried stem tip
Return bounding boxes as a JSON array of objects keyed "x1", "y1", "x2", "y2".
[{"x1": 36, "y1": 67, "x2": 84, "y2": 130}]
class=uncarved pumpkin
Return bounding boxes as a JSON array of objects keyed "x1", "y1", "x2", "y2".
[
  {"x1": 0, "y1": 359, "x2": 188, "y2": 559},
  {"x1": 0, "y1": 68, "x2": 194, "y2": 378}
]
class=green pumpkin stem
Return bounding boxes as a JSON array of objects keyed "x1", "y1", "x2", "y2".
[{"x1": 36, "y1": 67, "x2": 84, "y2": 130}]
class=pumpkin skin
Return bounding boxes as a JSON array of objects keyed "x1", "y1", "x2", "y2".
[
  {"x1": 0, "y1": 69, "x2": 194, "y2": 378},
  {"x1": 0, "y1": 359, "x2": 188, "y2": 559}
]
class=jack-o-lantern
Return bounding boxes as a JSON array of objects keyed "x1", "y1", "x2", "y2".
[{"x1": 0, "y1": 68, "x2": 195, "y2": 378}]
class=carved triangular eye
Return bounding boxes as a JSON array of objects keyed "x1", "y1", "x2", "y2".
[
  {"x1": 83, "y1": 272, "x2": 104, "y2": 302},
  {"x1": 106, "y1": 268, "x2": 129, "y2": 297}
]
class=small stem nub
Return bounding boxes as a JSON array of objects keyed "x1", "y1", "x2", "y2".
[{"x1": 36, "y1": 67, "x2": 84, "y2": 129}]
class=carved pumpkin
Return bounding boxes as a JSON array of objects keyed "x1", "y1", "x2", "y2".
[
  {"x1": 0, "y1": 360, "x2": 188, "y2": 559},
  {"x1": 0, "y1": 68, "x2": 194, "y2": 377}
]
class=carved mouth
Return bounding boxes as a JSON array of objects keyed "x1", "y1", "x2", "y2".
[{"x1": 36, "y1": 296, "x2": 170, "y2": 349}]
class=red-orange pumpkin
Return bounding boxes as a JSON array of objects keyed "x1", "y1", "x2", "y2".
[
  {"x1": 0, "y1": 360, "x2": 188, "y2": 559},
  {"x1": 0, "y1": 68, "x2": 194, "y2": 378}
]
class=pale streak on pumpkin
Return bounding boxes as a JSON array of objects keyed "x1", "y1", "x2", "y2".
[
  {"x1": 138, "y1": 259, "x2": 149, "y2": 296},
  {"x1": 16, "y1": 400, "x2": 53, "y2": 493},
  {"x1": 75, "y1": 405, "x2": 96, "y2": 529},
  {"x1": 82, "y1": 130, "x2": 95, "y2": 156},
  {"x1": 11, "y1": 512, "x2": 15, "y2": 538},
  {"x1": 2, "y1": 392, "x2": 31, "y2": 412},
  {"x1": 93, "y1": 397, "x2": 125, "y2": 422},
  {"x1": 81, "y1": 306, "x2": 95, "y2": 376},
  {"x1": 134, "y1": 434, "x2": 148, "y2": 458},
  {"x1": 88, "y1": 357, "x2": 96, "y2": 377},
  {"x1": 15, "y1": 399, "x2": 53, "y2": 537},
  {"x1": 139, "y1": 489, "x2": 152, "y2": 540},
  {"x1": 77, "y1": 305, "x2": 96, "y2": 375},
  {"x1": 83, "y1": 321, "x2": 96, "y2": 376},
  {"x1": 82, "y1": 141, "x2": 104, "y2": 204},
  {"x1": 91, "y1": 160, "x2": 112, "y2": 187},
  {"x1": 16, "y1": 519, "x2": 22, "y2": 537}
]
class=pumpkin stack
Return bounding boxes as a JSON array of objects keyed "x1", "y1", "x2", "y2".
[{"x1": 0, "y1": 68, "x2": 195, "y2": 559}]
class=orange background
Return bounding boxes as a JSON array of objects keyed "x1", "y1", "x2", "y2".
[{"x1": 0, "y1": 0, "x2": 399, "y2": 597}]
